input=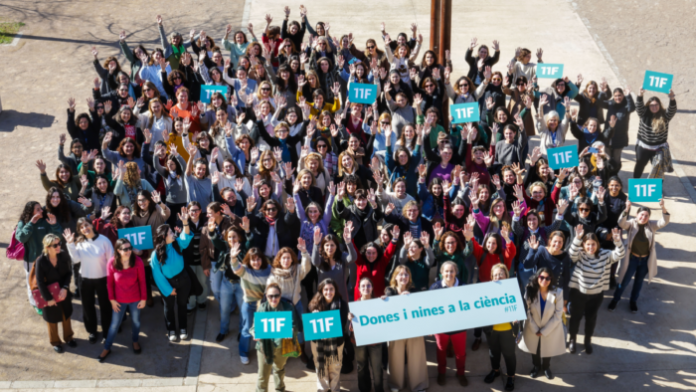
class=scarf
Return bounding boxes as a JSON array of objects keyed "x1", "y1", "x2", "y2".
[
  {"x1": 272, "y1": 265, "x2": 297, "y2": 281},
  {"x1": 354, "y1": 205, "x2": 368, "y2": 220},
  {"x1": 315, "y1": 299, "x2": 342, "y2": 377},
  {"x1": 265, "y1": 216, "x2": 277, "y2": 226},
  {"x1": 583, "y1": 127, "x2": 599, "y2": 145}
]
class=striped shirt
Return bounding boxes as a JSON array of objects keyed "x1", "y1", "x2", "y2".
[
  {"x1": 231, "y1": 258, "x2": 271, "y2": 303},
  {"x1": 568, "y1": 238, "x2": 625, "y2": 295},
  {"x1": 636, "y1": 96, "x2": 677, "y2": 146}
]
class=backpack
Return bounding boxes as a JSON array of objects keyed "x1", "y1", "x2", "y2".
[{"x1": 6, "y1": 226, "x2": 25, "y2": 261}]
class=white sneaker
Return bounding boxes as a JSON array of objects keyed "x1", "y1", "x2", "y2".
[
  {"x1": 169, "y1": 331, "x2": 177, "y2": 342},
  {"x1": 180, "y1": 329, "x2": 188, "y2": 340},
  {"x1": 240, "y1": 355, "x2": 250, "y2": 365}
]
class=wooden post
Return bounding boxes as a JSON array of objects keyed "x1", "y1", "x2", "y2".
[{"x1": 430, "y1": 0, "x2": 452, "y2": 128}]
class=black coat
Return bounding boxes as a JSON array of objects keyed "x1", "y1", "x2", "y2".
[
  {"x1": 247, "y1": 210, "x2": 300, "y2": 253},
  {"x1": 35, "y1": 253, "x2": 73, "y2": 324},
  {"x1": 384, "y1": 211, "x2": 435, "y2": 247},
  {"x1": 335, "y1": 200, "x2": 383, "y2": 250},
  {"x1": 67, "y1": 109, "x2": 102, "y2": 151}
]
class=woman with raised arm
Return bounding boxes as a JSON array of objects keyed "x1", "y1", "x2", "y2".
[
  {"x1": 609, "y1": 199, "x2": 669, "y2": 312},
  {"x1": 633, "y1": 88, "x2": 677, "y2": 178},
  {"x1": 567, "y1": 225, "x2": 625, "y2": 354},
  {"x1": 518, "y1": 268, "x2": 565, "y2": 380}
]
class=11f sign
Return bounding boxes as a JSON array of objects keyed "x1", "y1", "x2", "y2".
[
  {"x1": 628, "y1": 179, "x2": 662, "y2": 202},
  {"x1": 200, "y1": 85, "x2": 228, "y2": 104},
  {"x1": 348, "y1": 83, "x2": 378, "y2": 104},
  {"x1": 253, "y1": 311, "x2": 293, "y2": 339},
  {"x1": 450, "y1": 102, "x2": 480, "y2": 124},
  {"x1": 302, "y1": 309, "x2": 343, "y2": 341},
  {"x1": 117, "y1": 226, "x2": 153, "y2": 251},
  {"x1": 642, "y1": 71, "x2": 673, "y2": 94},
  {"x1": 536, "y1": 63, "x2": 564, "y2": 79},
  {"x1": 547, "y1": 145, "x2": 579, "y2": 170}
]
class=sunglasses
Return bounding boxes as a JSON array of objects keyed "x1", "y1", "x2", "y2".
[
  {"x1": 579, "y1": 208, "x2": 591, "y2": 212},
  {"x1": 459, "y1": 83, "x2": 469, "y2": 88},
  {"x1": 538, "y1": 276, "x2": 551, "y2": 282},
  {"x1": 366, "y1": 45, "x2": 375, "y2": 49},
  {"x1": 143, "y1": 88, "x2": 151, "y2": 91},
  {"x1": 173, "y1": 76, "x2": 182, "y2": 80},
  {"x1": 317, "y1": 144, "x2": 328, "y2": 149},
  {"x1": 516, "y1": 81, "x2": 526, "y2": 86},
  {"x1": 120, "y1": 246, "x2": 133, "y2": 252},
  {"x1": 267, "y1": 294, "x2": 280, "y2": 299},
  {"x1": 50, "y1": 243, "x2": 61, "y2": 249},
  {"x1": 189, "y1": 209, "x2": 201, "y2": 213},
  {"x1": 266, "y1": 207, "x2": 278, "y2": 212},
  {"x1": 380, "y1": 121, "x2": 390, "y2": 125},
  {"x1": 137, "y1": 198, "x2": 148, "y2": 203},
  {"x1": 96, "y1": 106, "x2": 104, "y2": 109},
  {"x1": 425, "y1": 84, "x2": 435, "y2": 88},
  {"x1": 261, "y1": 87, "x2": 271, "y2": 91}
]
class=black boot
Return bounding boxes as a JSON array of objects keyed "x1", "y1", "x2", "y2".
[{"x1": 585, "y1": 336, "x2": 593, "y2": 354}]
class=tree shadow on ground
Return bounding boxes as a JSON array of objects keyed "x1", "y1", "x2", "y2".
[{"x1": 0, "y1": 110, "x2": 55, "y2": 132}]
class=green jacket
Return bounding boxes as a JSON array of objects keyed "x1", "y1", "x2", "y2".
[
  {"x1": 330, "y1": 195, "x2": 352, "y2": 241},
  {"x1": 41, "y1": 173, "x2": 81, "y2": 201},
  {"x1": 15, "y1": 219, "x2": 62, "y2": 263},
  {"x1": 433, "y1": 239, "x2": 473, "y2": 284}
]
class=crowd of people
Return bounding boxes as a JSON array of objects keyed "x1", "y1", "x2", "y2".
[{"x1": 14, "y1": 7, "x2": 677, "y2": 391}]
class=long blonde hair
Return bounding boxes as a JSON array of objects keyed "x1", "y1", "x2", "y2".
[{"x1": 122, "y1": 162, "x2": 141, "y2": 188}]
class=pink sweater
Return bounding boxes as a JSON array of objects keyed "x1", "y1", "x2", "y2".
[{"x1": 107, "y1": 257, "x2": 147, "y2": 303}]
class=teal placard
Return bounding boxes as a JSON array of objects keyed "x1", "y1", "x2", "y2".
[
  {"x1": 547, "y1": 145, "x2": 579, "y2": 170},
  {"x1": 642, "y1": 71, "x2": 673, "y2": 94},
  {"x1": 348, "y1": 82, "x2": 378, "y2": 104},
  {"x1": 117, "y1": 226, "x2": 153, "y2": 251},
  {"x1": 200, "y1": 85, "x2": 228, "y2": 103},
  {"x1": 628, "y1": 179, "x2": 662, "y2": 202},
  {"x1": 450, "y1": 102, "x2": 480, "y2": 124},
  {"x1": 349, "y1": 278, "x2": 526, "y2": 346},
  {"x1": 253, "y1": 311, "x2": 293, "y2": 339},
  {"x1": 536, "y1": 63, "x2": 564, "y2": 79},
  {"x1": 302, "y1": 310, "x2": 343, "y2": 341}
]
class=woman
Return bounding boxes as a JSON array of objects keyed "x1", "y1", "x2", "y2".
[
  {"x1": 384, "y1": 265, "x2": 429, "y2": 392},
  {"x1": 67, "y1": 97, "x2": 102, "y2": 151},
  {"x1": 230, "y1": 246, "x2": 272, "y2": 364},
  {"x1": 309, "y1": 278, "x2": 350, "y2": 392},
  {"x1": 151, "y1": 208, "x2": 193, "y2": 341},
  {"x1": 604, "y1": 87, "x2": 635, "y2": 172},
  {"x1": 247, "y1": 197, "x2": 300, "y2": 258},
  {"x1": 99, "y1": 238, "x2": 147, "y2": 362},
  {"x1": 484, "y1": 264, "x2": 517, "y2": 391},
  {"x1": 311, "y1": 226, "x2": 355, "y2": 302},
  {"x1": 351, "y1": 226, "x2": 400, "y2": 299},
  {"x1": 569, "y1": 116, "x2": 610, "y2": 155},
  {"x1": 131, "y1": 190, "x2": 170, "y2": 304},
  {"x1": 568, "y1": 225, "x2": 624, "y2": 354},
  {"x1": 222, "y1": 24, "x2": 258, "y2": 68},
  {"x1": 185, "y1": 144, "x2": 214, "y2": 211},
  {"x1": 536, "y1": 95, "x2": 570, "y2": 156},
  {"x1": 350, "y1": 277, "x2": 385, "y2": 392},
  {"x1": 153, "y1": 145, "x2": 188, "y2": 226},
  {"x1": 395, "y1": 231, "x2": 434, "y2": 293},
  {"x1": 597, "y1": 176, "x2": 628, "y2": 288},
  {"x1": 137, "y1": 99, "x2": 172, "y2": 151},
  {"x1": 433, "y1": 226, "x2": 473, "y2": 284},
  {"x1": 609, "y1": 199, "x2": 669, "y2": 312},
  {"x1": 385, "y1": 125, "x2": 422, "y2": 196},
  {"x1": 574, "y1": 80, "x2": 610, "y2": 125},
  {"x1": 35, "y1": 234, "x2": 76, "y2": 352},
  {"x1": 518, "y1": 268, "x2": 566, "y2": 380},
  {"x1": 37, "y1": 161, "x2": 82, "y2": 202},
  {"x1": 511, "y1": 47, "x2": 542, "y2": 84},
  {"x1": 523, "y1": 230, "x2": 571, "y2": 305},
  {"x1": 465, "y1": 38, "x2": 500, "y2": 85},
  {"x1": 253, "y1": 283, "x2": 299, "y2": 392},
  {"x1": 15, "y1": 202, "x2": 62, "y2": 313},
  {"x1": 101, "y1": 127, "x2": 149, "y2": 175},
  {"x1": 335, "y1": 188, "x2": 383, "y2": 251},
  {"x1": 296, "y1": 182, "x2": 335, "y2": 249},
  {"x1": 113, "y1": 161, "x2": 155, "y2": 210},
  {"x1": 429, "y1": 262, "x2": 470, "y2": 387},
  {"x1": 633, "y1": 88, "x2": 677, "y2": 178},
  {"x1": 64, "y1": 219, "x2": 115, "y2": 343},
  {"x1": 79, "y1": 174, "x2": 118, "y2": 220}
]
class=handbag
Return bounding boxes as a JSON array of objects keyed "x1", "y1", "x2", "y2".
[
  {"x1": 6, "y1": 226, "x2": 25, "y2": 260},
  {"x1": 32, "y1": 282, "x2": 63, "y2": 309},
  {"x1": 281, "y1": 334, "x2": 302, "y2": 358}
]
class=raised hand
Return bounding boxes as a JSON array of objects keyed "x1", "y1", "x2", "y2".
[
  {"x1": 297, "y1": 237, "x2": 307, "y2": 253},
  {"x1": 575, "y1": 224, "x2": 584, "y2": 239},
  {"x1": 511, "y1": 200, "x2": 522, "y2": 217},
  {"x1": 611, "y1": 227, "x2": 622, "y2": 242},
  {"x1": 63, "y1": 228, "x2": 75, "y2": 244},
  {"x1": 384, "y1": 203, "x2": 395, "y2": 216},
  {"x1": 343, "y1": 222, "x2": 353, "y2": 242},
  {"x1": 557, "y1": 198, "x2": 569, "y2": 215},
  {"x1": 313, "y1": 226, "x2": 323, "y2": 245},
  {"x1": 527, "y1": 235, "x2": 539, "y2": 250},
  {"x1": 47, "y1": 213, "x2": 57, "y2": 225},
  {"x1": 178, "y1": 206, "x2": 190, "y2": 225},
  {"x1": 433, "y1": 221, "x2": 444, "y2": 239},
  {"x1": 35, "y1": 160, "x2": 47, "y2": 174}
]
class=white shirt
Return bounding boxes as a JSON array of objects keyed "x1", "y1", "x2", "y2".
[{"x1": 66, "y1": 234, "x2": 114, "y2": 279}]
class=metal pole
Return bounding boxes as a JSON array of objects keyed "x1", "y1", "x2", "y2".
[{"x1": 430, "y1": 0, "x2": 439, "y2": 52}]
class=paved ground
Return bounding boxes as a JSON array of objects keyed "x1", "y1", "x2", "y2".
[{"x1": 0, "y1": 0, "x2": 695, "y2": 391}]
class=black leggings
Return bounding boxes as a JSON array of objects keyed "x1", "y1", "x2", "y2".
[
  {"x1": 163, "y1": 271, "x2": 191, "y2": 332},
  {"x1": 568, "y1": 289, "x2": 604, "y2": 339},
  {"x1": 485, "y1": 329, "x2": 517, "y2": 376},
  {"x1": 81, "y1": 277, "x2": 112, "y2": 335},
  {"x1": 633, "y1": 144, "x2": 658, "y2": 179}
]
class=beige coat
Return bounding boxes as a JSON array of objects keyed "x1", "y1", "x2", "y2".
[
  {"x1": 617, "y1": 211, "x2": 670, "y2": 283},
  {"x1": 518, "y1": 288, "x2": 566, "y2": 358}
]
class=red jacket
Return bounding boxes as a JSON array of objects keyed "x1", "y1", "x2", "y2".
[
  {"x1": 352, "y1": 240, "x2": 397, "y2": 299},
  {"x1": 472, "y1": 239, "x2": 516, "y2": 282}
]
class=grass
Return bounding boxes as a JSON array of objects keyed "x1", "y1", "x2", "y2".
[{"x1": 0, "y1": 21, "x2": 25, "y2": 44}]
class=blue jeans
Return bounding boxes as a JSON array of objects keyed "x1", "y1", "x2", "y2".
[
  {"x1": 239, "y1": 301, "x2": 257, "y2": 357},
  {"x1": 210, "y1": 270, "x2": 243, "y2": 335},
  {"x1": 613, "y1": 255, "x2": 650, "y2": 303},
  {"x1": 103, "y1": 301, "x2": 141, "y2": 350}
]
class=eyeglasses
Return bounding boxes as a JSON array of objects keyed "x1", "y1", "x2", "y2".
[
  {"x1": 120, "y1": 246, "x2": 133, "y2": 252},
  {"x1": 538, "y1": 275, "x2": 551, "y2": 282},
  {"x1": 317, "y1": 144, "x2": 328, "y2": 149},
  {"x1": 267, "y1": 294, "x2": 280, "y2": 299},
  {"x1": 50, "y1": 243, "x2": 61, "y2": 249}
]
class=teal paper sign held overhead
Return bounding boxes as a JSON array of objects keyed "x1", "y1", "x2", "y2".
[
  {"x1": 628, "y1": 179, "x2": 662, "y2": 202},
  {"x1": 547, "y1": 145, "x2": 579, "y2": 170},
  {"x1": 200, "y1": 85, "x2": 228, "y2": 103},
  {"x1": 302, "y1": 310, "x2": 343, "y2": 341},
  {"x1": 450, "y1": 102, "x2": 480, "y2": 124},
  {"x1": 536, "y1": 63, "x2": 564, "y2": 79},
  {"x1": 348, "y1": 83, "x2": 378, "y2": 104},
  {"x1": 253, "y1": 311, "x2": 293, "y2": 339},
  {"x1": 117, "y1": 226, "x2": 153, "y2": 251},
  {"x1": 642, "y1": 71, "x2": 673, "y2": 94}
]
